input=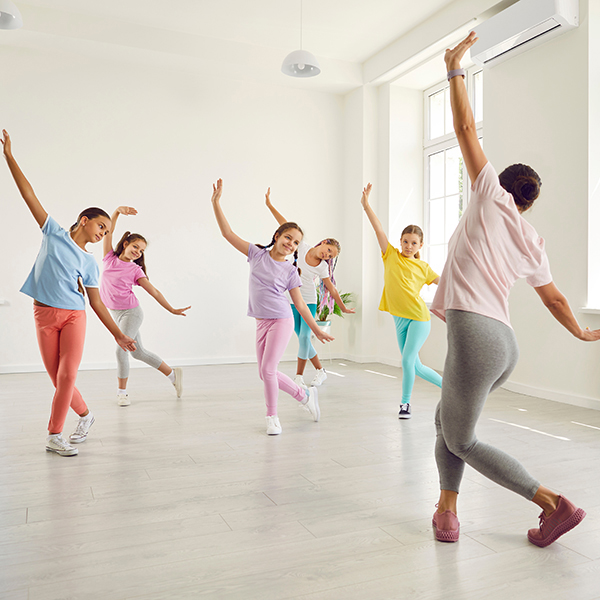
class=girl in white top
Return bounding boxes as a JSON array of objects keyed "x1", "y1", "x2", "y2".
[{"x1": 265, "y1": 189, "x2": 355, "y2": 387}]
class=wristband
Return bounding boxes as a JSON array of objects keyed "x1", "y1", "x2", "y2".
[{"x1": 447, "y1": 69, "x2": 466, "y2": 81}]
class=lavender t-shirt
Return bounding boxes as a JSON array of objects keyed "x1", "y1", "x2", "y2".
[
  {"x1": 431, "y1": 161, "x2": 552, "y2": 329},
  {"x1": 100, "y1": 250, "x2": 147, "y2": 310},
  {"x1": 247, "y1": 244, "x2": 302, "y2": 319}
]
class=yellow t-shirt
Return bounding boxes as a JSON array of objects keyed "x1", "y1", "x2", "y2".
[{"x1": 379, "y1": 243, "x2": 438, "y2": 321}]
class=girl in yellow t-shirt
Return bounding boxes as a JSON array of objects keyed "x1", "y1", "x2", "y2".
[{"x1": 361, "y1": 183, "x2": 442, "y2": 419}]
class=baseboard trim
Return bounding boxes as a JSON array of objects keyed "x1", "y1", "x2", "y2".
[{"x1": 501, "y1": 381, "x2": 600, "y2": 411}]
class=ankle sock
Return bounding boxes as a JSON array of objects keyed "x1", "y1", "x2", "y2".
[
  {"x1": 167, "y1": 370, "x2": 175, "y2": 383},
  {"x1": 118, "y1": 389, "x2": 127, "y2": 395}
]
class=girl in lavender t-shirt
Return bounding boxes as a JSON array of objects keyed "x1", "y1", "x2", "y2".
[
  {"x1": 100, "y1": 206, "x2": 191, "y2": 407},
  {"x1": 211, "y1": 179, "x2": 333, "y2": 436}
]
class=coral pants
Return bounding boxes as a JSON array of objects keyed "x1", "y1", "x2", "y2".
[
  {"x1": 33, "y1": 305, "x2": 88, "y2": 434},
  {"x1": 256, "y1": 318, "x2": 306, "y2": 416}
]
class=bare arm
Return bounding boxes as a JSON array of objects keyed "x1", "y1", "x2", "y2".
[
  {"x1": 104, "y1": 206, "x2": 138, "y2": 257},
  {"x1": 431, "y1": 276, "x2": 440, "y2": 285},
  {"x1": 211, "y1": 179, "x2": 250, "y2": 256},
  {"x1": 137, "y1": 277, "x2": 191, "y2": 316},
  {"x1": 86, "y1": 288, "x2": 137, "y2": 351},
  {"x1": 360, "y1": 183, "x2": 388, "y2": 253},
  {"x1": 322, "y1": 278, "x2": 355, "y2": 314},
  {"x1": 265, "y1": 188, "x2": 287, "y2": 225},
  {"x1": 2, "y1": 130, "x2": 48, "y2": 228},
  {"x1": 445, "y1": 33, "x2": 487, "y2": 184},
  {"x1": 289, "y1": 287, "x2": 335, "y2": 343},
  {"x1": 534, "y1": 282, "x2": 600, "y2": 341}
]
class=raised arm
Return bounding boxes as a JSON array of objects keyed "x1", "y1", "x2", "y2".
[
  {"x1": 534, "y1": 282, "x2": 600, "y2": 341},
  {"x1": 1, "y1": 130, "x2": 47, "y2": 228},
  {"x1": 322, "y1": 278, "x2": 355, "y2": 314},
  {"x1": 265, "y1": 188, "x2": 287, "y2": 225},
  {"x1": 445, "y1": 32, "x2": 487, "y2": 184},
  {"x1": 211, "y1": 179, "x2": 250, "y2": 256},
  {"x1": 137, "y1": 278, "x2": 191, "y2": 316},
  {"x1": 86, "y1": 288, "x2": 137, "y2": 351},
  {"x1": 104, "y1": 206, "x2": 138, "y2": 257},
  {"x1": 360, "y1": 183, "x2": 388, "y2": 253},
  {"x1": 289, "y1": 287, "x2": 335, "y2": 343}
]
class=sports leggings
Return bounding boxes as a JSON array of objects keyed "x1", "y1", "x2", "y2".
[
  {"x1": 110, "y1": 305, "x2": 163, "y2": 379},
  {"x1": 434, "y1": 310, "x2": 540, "y2": 500},
  {"x1": 291, "y1": 303, "x2": 317, "y2": 360},
  {"x1": 256, "y1": 318, "x2": 306, "y2": 416},
  {"x1": 33, "y1": 305, "x2": 88, "y2": 434},
  {"x1": 393, "y1": 316, "x2": 442, "y2": 404}
]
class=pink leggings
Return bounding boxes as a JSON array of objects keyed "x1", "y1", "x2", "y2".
[
  {"x1": 34, "y1": 305, "x2": 88, "y2": 434},
  {"x1": 256, "y1": 318, "x2": 306, "y2": 416}
]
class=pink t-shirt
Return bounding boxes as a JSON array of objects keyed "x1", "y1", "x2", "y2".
[
  {"x1": 431, "y1": 162, "x2": 552, "y2": 328},
  {"x1": 100, "y1": 250, "x2": 147, "y2": 310},
  {"x1": 247, "y1": 244, "x2": 302, "y2": 319}
]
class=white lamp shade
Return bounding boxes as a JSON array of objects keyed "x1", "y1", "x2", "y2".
[
  {"x1": 0, "y1": 0, "x2": 23, "y2": 29},
  {"x1": 281, "y1": 49, "x2": 321, "y2": 78}
]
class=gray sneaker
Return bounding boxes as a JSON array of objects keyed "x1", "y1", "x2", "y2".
[
  {"x1": 398, "y1": 404, "x2": 412, "y2": 419},
  {"x1": 46, "y1": 434, "x2": 78, "y2": 456}
]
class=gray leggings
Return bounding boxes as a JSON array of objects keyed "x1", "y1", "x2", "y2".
[
  {"x1": 434, "y1": 310, "x2": 540, "y2": 500},
  {"x1": 111, "y1": 305, "x2": 163, "y2": 379}
]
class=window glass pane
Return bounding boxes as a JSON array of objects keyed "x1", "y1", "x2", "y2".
[
  {"x1": 429, "y1": 151, "x2": 444, "y2": 199},
  {"x1": 473, "y1": 70, "x2": 483, "y2": 122},
  {"x1": 445, "y1": 194, "x2": 460, "y2": 241},
  {"x1": 428, "y1": 244, "x2": 446, "y2": 276},
  {"x1": 444, "y1": 88, "x2": 453, "y2": 135},
  {"x1": 429, "y1": 198, "x2": 445, "y2": 245},
  {"x1": 429, "y1": 90, "x2": 444, "y2": 139},
  {"x1": 445, "y1": 145, "x2": 461, "y2": 196}
]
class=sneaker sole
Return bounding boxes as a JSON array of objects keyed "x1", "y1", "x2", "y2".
[
  {"x1": 398, "y1": 414, "x2": 412, "y2": 419},
  {"x1": 117, "y1": 398, "x2": 130, "y2": 406},
  {"x1": 46, "y1": 447, "x2": 78, "y2": 456},
  {"x1": 527, "y1": 508, "x2": 586, "y2": 547},
  {"x1": 69, "y1": 416, "x2": 95, "y2": 444},
  {"x1": 432, "y1": 520, "x2": 459, "y2": 542}
]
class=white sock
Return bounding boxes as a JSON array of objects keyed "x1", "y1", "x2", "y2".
[
  {"x1": 167, "y1": 370, "x2": 175, "y2": 383},
  {"x1": 301, "y1": 391, "x2": 309, "y2": 405},
  {"x1": 80, "y1": 412, "x2": 93, "y2": 421},
  {"x1": 118, "y1": 389, "x2": 127, "y2": 395}
]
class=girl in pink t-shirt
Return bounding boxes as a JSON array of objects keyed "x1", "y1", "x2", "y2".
[
  {"x1": 211, "y1": 179, "x2": 333, "y2": 436},
  {"x1": 100, "y1": 206, "x2": 191, "y2": 406}
]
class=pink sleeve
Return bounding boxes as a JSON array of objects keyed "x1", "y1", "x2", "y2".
[
  {"x1": 470, "y1": 162, "x2": 507, "y2": 205},
  {"x1": 133, "y1": 265, "x2": 147, "y2": 285},
  {"x1": 526, "y1": 249, "x2": 552, "y2": 288}
]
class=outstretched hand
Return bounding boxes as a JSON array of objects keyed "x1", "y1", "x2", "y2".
[
  {"x1": 578, "y1": 327, "x2": 600, "y2": 342},
  {"x1": 117, "y1": 206, "x2": 138, "y2": 216},
  {"x1": 172, "y1": 306, "x2": 192, "y2": 316},
  {"x1": 116, "y1": 334, "x2": 137, "y2": 352},
  {"x1": 1, "y1": 129, "x2": 12, "y2": 158},
  {"x1": 361, "y1": 183, "x2": 372, "y2": 209},
  {"x1": 342, "y1": 307, "x2": 356, "y2": 314},
  {"x1": 445, "y1": 31, "x2": 478, "y2": 71},
  {"x1": 315, "y1": 329, "x2": 335, "y2": 343},
  {"x1": 211, "y1": 179, "x2": 223, "y2": 204},
  {"x1": 265, "y1": 187, "x2": 272, "y2": 206}
]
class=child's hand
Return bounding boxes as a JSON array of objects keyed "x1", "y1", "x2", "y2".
[
  {"x1": 361, "y1": 183, "x2": 372, "y2": 208},
  {"x1": 171, "y1": 306, "x2": 191, "y2": 316},
  {"x1": 342, "y1": 307, "x2": 356, "y2": 314},
  {"x1": 1, "y1": 129, "x2": 12, "y2": 158},
  {"x1": 116, "y1": 334, "x2": 137, "y2": 352},
  {"x1": 315, "y1": 329, "x2": 335, "y2": 343},
  {"x1": 117, "y1": 206, "x2": 137, "y2": 216},
  {"x1": 211, "y1": 179, "x2": 223, "y2": 203},
  {"x1": 265, "y1": 187, "x2": 271, "y2": 206}
]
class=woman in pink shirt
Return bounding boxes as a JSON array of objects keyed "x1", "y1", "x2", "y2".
[
  {"x1": 101, "y1": 207, "x2": 191, "y2": 406},
  {"x1": 430, "y1": 33, "x2": 600, "y2": 547},
  {"x1": 211, "y1": 179, "x2": 333, "y2": 436}
]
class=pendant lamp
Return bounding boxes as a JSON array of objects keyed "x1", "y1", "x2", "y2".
[
  {"x1": 281, "y1": 0, "x2": 320, "y2": 77},
  {"x1": 0, "y1": 0, "x2": 22, "y2": 29}
]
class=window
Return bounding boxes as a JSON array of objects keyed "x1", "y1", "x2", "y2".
[{"x1": 423, "y1": 69, "x2": 483, "y2": 281}]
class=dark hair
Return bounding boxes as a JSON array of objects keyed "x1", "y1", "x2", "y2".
[
  {"x1": 115, "y1": 231, "x2": 148, "y2": 276},
  {"x1": 316, "y1": 238, "x2": 341, "y2": 310},
  {"x1": 401, "y1": 224, "x2": 424, "y2": 260},
  {"x1": 498, "y1": 163, "x2": 541, "y2": 212},
  {"x1": 257, "y1": 222, "x2": 304, "y2": 274},
  {"x1": 70, "y1": 207, "x2": 111, "y2": 232}
]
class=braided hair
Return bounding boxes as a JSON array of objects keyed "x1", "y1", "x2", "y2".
[
  {"x1": 316, "y1": 238, "x2": 341, "y2": 319},
  {"x1": 256, "y1": 222, "x2": 304, "y2": 275},
  {"x1": 115, "y1": 231, "x2": 149, "y2": 276}
]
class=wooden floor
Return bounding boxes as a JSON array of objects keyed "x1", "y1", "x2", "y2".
[{"x1": 1, "y1": 360, "x2": 600, "y2": 600}]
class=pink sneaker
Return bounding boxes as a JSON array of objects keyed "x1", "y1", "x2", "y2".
[
  {"x1": 527, "y1": 495, "x2": 586, "y2": 548},
  {"x1": 432, "y1": 508, "x2": 460, "y2": 542}
]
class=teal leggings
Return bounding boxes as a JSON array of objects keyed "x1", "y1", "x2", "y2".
[
  {"x1": 291, "y1": 303, "x2": 317, "y2": 360},
  {"x1": 393, "y1": 316, "x2": 442, "y2": 404}
]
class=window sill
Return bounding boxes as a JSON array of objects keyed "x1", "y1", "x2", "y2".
[{"x1": 579, "y1": 308, "x2": 600, "y2": 315}]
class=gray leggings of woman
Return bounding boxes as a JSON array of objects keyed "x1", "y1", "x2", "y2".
[
  {"x1": 110, "y1": 305, "x2": 163, "y2": 379},
  {"x1": 434, "y1": 309, "x2": 540, "y2": 500}
]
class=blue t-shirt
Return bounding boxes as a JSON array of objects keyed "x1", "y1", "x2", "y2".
[{"x1": 20, "y1": 215, "x2": 100, "y2": 310}]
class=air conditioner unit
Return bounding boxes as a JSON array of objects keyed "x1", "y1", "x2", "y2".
[{"x1": 471, "y1": 0, "x2": 578, "y2": 67}]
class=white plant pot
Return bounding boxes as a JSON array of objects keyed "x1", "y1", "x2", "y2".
[{"x1": 311, "y1": 320, "x2": 331, "y2": 341}]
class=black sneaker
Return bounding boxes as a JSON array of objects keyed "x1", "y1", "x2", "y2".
[{"x1": 398, "y1": 404, "x2": 412, "y2": 419}]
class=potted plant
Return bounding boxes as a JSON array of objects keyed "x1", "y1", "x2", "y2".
[{"x1": 314, "y1": 286, "x2": 355, "y2": 336}]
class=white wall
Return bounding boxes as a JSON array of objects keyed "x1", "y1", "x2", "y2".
[{"x1": 0, "y1": 44, "x2": 345, "y2": 372}]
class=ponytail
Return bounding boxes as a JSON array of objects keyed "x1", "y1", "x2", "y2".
[
  {"x1": 256, "y1": 222, "x2": 304, "y2": 275},
  {"x1": 115, "y1": 231, "x2": 148, "y2": 276}
]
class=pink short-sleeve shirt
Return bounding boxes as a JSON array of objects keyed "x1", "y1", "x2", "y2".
[
  {"x1": 100, "y1": 251, "x2": 147, "y2": 310},
  {"x1": 431, "y1": 162, "x2": 552, "y2": 328}
]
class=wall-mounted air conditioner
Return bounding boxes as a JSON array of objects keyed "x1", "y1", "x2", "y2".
[{"x1": 472, "y1": 0, "x2": 578, "y2": 67}]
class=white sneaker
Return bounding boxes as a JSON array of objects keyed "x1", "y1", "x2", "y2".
[
  {"x1": 69, "y1": 414, "x2": 95, "y2": 443},
  {"x1": 302, "y1": 386, "x2": 320, "y2": 422},
  {"x1": 46, "y1": 434, "x2": 78, "y2": 456},
  {"x1": 294, "y1": 374, "x2": 307, "y2": 389},
  {"x1": 173, "y1": 367, "x2": 183, "y2": 398},
  {"x1": 117, "y1": 393, "x2": 130, "y2": 406},
  {"x1": 266, "y1": 415, "x2": 282, "y2": 435},
  {"x1": 310, "y1": 369, "x2": 327, "y2": 387}
]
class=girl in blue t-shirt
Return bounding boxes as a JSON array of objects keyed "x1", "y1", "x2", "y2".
[{"x1": 2, "y1": 130, "x2": 136, "y2": 457}]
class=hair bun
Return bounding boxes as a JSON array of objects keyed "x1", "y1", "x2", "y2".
[{"x1": 513, "y1": 176, "x2": 540, "y2": 204}]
